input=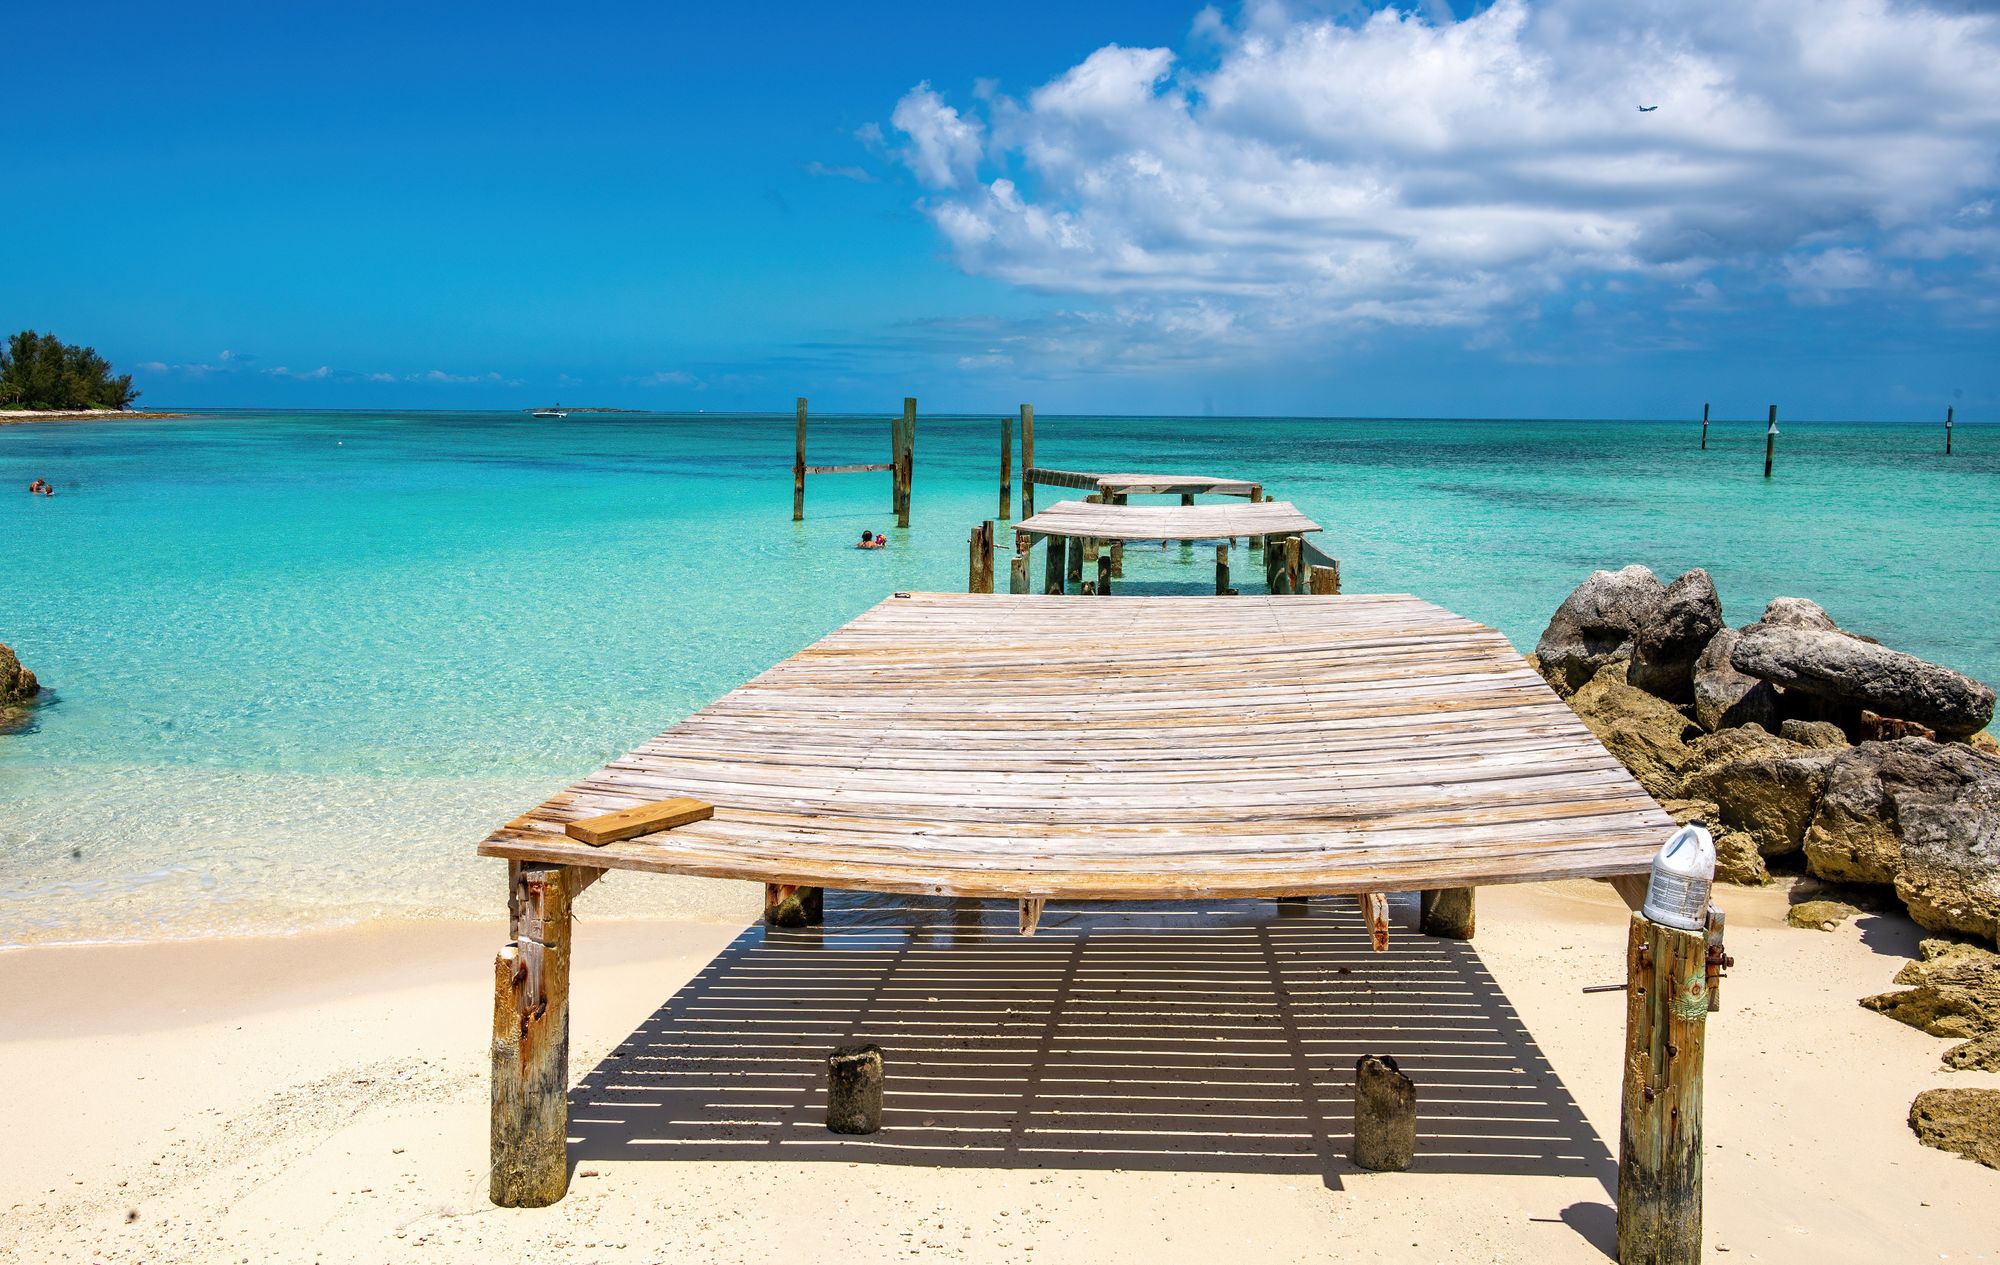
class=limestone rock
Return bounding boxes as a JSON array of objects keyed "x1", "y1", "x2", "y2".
[
  {"x1": 1908, "y1": 1089, "x2": 2000, "y2": 1170},
  {"x1": 1693, "y1": 629, "x2": 1781, "y2": 732},
  {"x1": 1715, "y1": 830, "x2": 1769, "y2": 885},
  {"x1": 1534, "y1": 565, "x2": 1666, "y2": 696},
  {"x1": 1568, "y1": 662, "x2": 1698, "y2": 799},
  {"x1": 1943, "y1": 1033, "x2": 2000, "y2": 1073},
  {"x1": 1890, "y1": 744, "x2": 2000, "y2": 946},
  {"x1": 1759, "y1": 597, "x2": 1840, "y2": 631},
  {"x1": 1628, "y1": 569, "x2": 1724, "y2": 704},
  {"x1": 1780, "y1": 719, "x2": 1848, "y2": 749},
  {"x1": 1731, "y1": 623, "x2": 1996, "y2": 739},
  {"x1": 1657, "y1": 797, "x2": 1719, "y2": 827},
  {"x1": 0, "y1": 642, "x2": 39, "y2": 707},
  {"x1": 1680, "y1": 727, "x2": 1833, "y2": 856},
  {"x1": 1786, "y1": 899, "x2": 1859, "y2": 930},
  {"x1": 1803, "y1": 742, "x2": 1905, "y2": 885},
  {"x1": 1862, "y1": 938, "x2": 2000, "y2": 1042},
  {"x1": 1969, "y1": 731, "x2": 2000, "y2": 759}
]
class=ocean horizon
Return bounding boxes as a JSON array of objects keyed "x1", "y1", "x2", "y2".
[{"x1": 4, "y1": 408, "x2": 1995, "y2": 946}]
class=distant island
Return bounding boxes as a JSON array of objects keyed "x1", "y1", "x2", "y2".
[
  {"x1": 523, "y1": 406, "x2": 650, "y2": 414},
  {"x1": 1, "y1": 330, "x2": 139, "y2": 412}
]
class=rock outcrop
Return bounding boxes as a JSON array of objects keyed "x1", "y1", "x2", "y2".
[
  {"x1": 1759, "y1": 597, "x2": 1840, "y2": 631},
  {"x1": 1732, "y1": 623, "x2": 1996, "y2": 739},
  {"x1": 1888, "y1": 744, "x2": 2000, "y2": 946},
  {"x1": 1681, "y1": 727, "x2": 1833, "y2": 857},
  {"x1": 1567, "y1": 663, "x2": 1697, "y2": 799},
  {"x1": 1627, "y1": 569, "x2": 1724, "y2": 703},
  {"x1": 1534, "y1": 566, "x2": 1666, "y2": 696},
  {"x1": 0, "y1": 642, "x2": 38, "y2": 707},
  {"x1": 1779, "y1": 719, "x2": 1848, "y2": 749},
  {"x1": 1692, "y1": 629, "x2": 1781, "y2": 732},
  {"x1": 1862, "y1": 938, "x2": 2000, "y2": 1071},
  {"x1": 1787, "y1": 899, "x2": 1859, "y2": 930},
  {"x1": 1908, "y1": 1089, "x2": 2000, "y2": 1170}
]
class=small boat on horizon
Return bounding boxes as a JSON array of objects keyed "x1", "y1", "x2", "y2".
[{"x1": 530, "y1": 404, "x2": 570, "y2": 419}]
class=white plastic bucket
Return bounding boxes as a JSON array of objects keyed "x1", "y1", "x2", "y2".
[{"x1": 1643, "y1": 824, "x2": 1716, "y2": 931}]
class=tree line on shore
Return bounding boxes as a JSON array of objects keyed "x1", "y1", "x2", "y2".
[{"x1": 0, "y1": 330, "x2": 138, "y2": 411}]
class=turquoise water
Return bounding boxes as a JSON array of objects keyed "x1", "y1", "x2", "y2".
[{"x1": 3, "y1": 410, "x2": 1994, "y2": 944}]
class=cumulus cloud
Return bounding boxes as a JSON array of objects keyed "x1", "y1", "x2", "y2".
[{"x1": 889, "y1": 0, "x2": 2000, "y2": 347}]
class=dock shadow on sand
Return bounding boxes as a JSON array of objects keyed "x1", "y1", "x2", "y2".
[{"x1": 568, "y1": 892, "x2": 1615, "y2": 1198}]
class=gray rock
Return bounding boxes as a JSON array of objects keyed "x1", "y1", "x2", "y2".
[
  {"x1": 1534, "y1": 565, "x2": 1666, "y2": 696},
  {"x1": 1693, "y1": 628, "x2": 1781, "y2": 732},
  {"x1": 1731, "y1": 623, "x2": 1996, "y2": 739},
  {"x1": 1759, "y1": 597, "x2": 1840, "y2": 630},
  {"x1": 1803, "y1": 742, "x2": 1905, "y2": 885},
  {"x1": 1780, "y1": 719, "x2": 1849, "y2": 749},
  {"x1": 0, "y1": 641, "x2": 38, "y2": 707},
  {"x1": 1628, "y1": 569, "x2": 1724, "y2": 703}
]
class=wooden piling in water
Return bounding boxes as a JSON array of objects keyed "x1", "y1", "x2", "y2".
[
  {"x1": 1248, "y1": 490, "x2": 1264, "y2": 555},
  {"x1": 1351, "y1": 1054, "x2": 1417, "y2": 1172},
  {"x1": 1281, "y1": 536, "x2": 1303, "y2": 595},
  {"x1": 1308, "y1": 561, "x2": 1341, "y2": 595},
  {"x1": 1020, "y1": 404, "x2": 1036, "y2": 518},
  {"x1": 1044, "y1": 534, "x2": 1064, "y2": 594},
  {"x1": 827, "y1": 1044, "x2": 884, "y2": 1135},
  {"x1": 894, "y1": 398, "x2": 916, "y2": 527},
  {"x1": 1110, "y1": 494, "x2": 1125, "y2": 577},
  {"x1": 1000, "y1": 416, "x2": 1013, "y2": 517},
  {"x1": 1216, "y1": 544, "x2": 1231, "y2": 595},
  {"x1": 1616, "y1": 911, "x2": 1709, "y2": 1265},
  {"x1": 1763, "y1": 405, "x2": 1777, "y2": 478},
  {"x1": 1097, "y1": 550, "x2": 1112, "y2": 596},
  {"x1": 491, "y1": 862, "x2": 575, "y2": 1207},
  {"x1": 1700, "y1": 402, "x2": 1709, "y2": 451},
  {"x1": 1946, "y1": 406, "x2": 1953, "y2": 456},
  {"x1": 793, "y1": 398, "x2": 807, "y2": 521},
  {"x1": 968, "y1": 521, "x2": 995, "y2": 593},
  {"x1": 1010, "y1": 534, "x2": 1030, "y2": 594}
]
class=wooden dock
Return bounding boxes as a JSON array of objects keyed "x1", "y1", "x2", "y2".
[{"x1": 1015, "y1": 498, "x2": 1320, "y2": 544}]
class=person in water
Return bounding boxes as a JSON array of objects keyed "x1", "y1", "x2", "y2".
[
  {"x1": 857, "y1": 530, "x2": 886, "y2": 550},
  {"x1": 29, "y1": 479, "x2": 45, "y2": 494}
]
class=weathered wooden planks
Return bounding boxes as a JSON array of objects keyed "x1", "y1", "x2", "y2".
[
  {"x1": 1018, "y1": 499, "x2": 1322, "y2": 544},
  {"x1": 564, "y1": 797, "x2": 714, "y2": 846},
  {"x1": 478, "y1": 593, "x2": 1666, "y2": 902}
]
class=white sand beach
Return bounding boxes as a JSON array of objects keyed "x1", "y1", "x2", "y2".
[{"x1": 3, "y1": 879, "x2": 1993, "y2": 1265}]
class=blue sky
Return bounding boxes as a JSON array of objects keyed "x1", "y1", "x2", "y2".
[{"x1": 5, "y1": 0, "x2": 1996, "y2": 418}]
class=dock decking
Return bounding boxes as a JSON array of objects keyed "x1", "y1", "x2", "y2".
[
  {"x1": 1025, "y1": 467, "x2": 1261, "y2": 498},
  {"x1": 479, "y1": 592, "x2": 1666, "y2": 900},
  {"x1": 1014, "y1": 498, "x2": 1322, "y2": 544}
]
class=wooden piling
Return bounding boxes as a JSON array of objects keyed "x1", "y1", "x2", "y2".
[
  {"x1": 793, "y1": 398, "x2": 807, "y2": 521},
  {"x1": 1351, "y1": 1054, "x2": 1417, "y2": 1172},
  {"x1": 764, "y1": 883, "x2": 824, "y2": 927},
  {"x1": 1308, "y1": 562, "x2": 1341, "y2": 595},
  {"x1": 1946, "y1": 405, "x2": 1953, "y2": 456},
  {"x1": 1616, "y1": 911, "x2": 1709, "y2": 1265},
  {"x1": 827, "y1": 1044, "x2": 884, "y2": 1135},
  {"x1": 1020, "y1": 404, "x2": 1036, "y2": 518},
  {"x1": 1044, "y1": 534, "x2": 1064, "y2": 594},
  {"x1": 1066, "y1": 535, "x2": 1084, "y2": 588},
  {"x1": 1763, "y1": 405, "x2": 1776, "y2": 478},
  {"x1": 1110, "y1": 494, "x2": 1125, "y2": 577},
  {"x1": 1419, "y1": 888, "x2": 1475, "y2": 940},
  {"x1": 894, "y1": 398, "x2": 916, "y2": 527},
  {"x1": 1010, "y1": 535, "x2": 1030, "y2": 594},
  {"x1": 1000, "y1": 416, "x2": 1013, "y2": 517},
  {"x1": 1281, "y1": 536, "x2": 1303, "y2": 595},
  {"x1": 1263, "y1": 535, "x2": 1281, "y2": 592},
  {"x1": 967, "y1": 521, "x2": 995, "y2": 593},
  {"x1": 1097, "y1": 549, "x2": 1112, "y2": 596},
  {"x1": 1249, "y1": 490, "x2": 1264, "y2": 555},
  {"x1": 1216, "y1": 544, "x2": 1231, "y2": 595},
  {"x1": 1699, "y1": 402, "x2": 1708, "y2": 451},
  {"x1": 491, "y1": 862, "x2": 575, "y2": 1207}
]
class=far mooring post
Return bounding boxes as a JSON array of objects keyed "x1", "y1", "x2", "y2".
[
  {"x1": 793, "y1": 398, "x2": 808, "y2": 521},
  {"x1": 892, "y1": 397, "x2": 916, "y2": 528},
  {"x1": 1020, "y1": 404, "x2": 1037, "y2": 518},
  {"x1": 1617, "y1": 909, "x2": 1710, "y2": 1265},
  {"x1": 1700, "y1": 402, "x2": 1709, "y2": 450},
  {"x1": 1000, "y1": 415, "x2": 1013, "y2": 518},
  {"x1": 1946, "y1": 405, "x2": 1954, "y2": 456},
  {"x1": 1763, "y1": 405, "x2": 1777, "y2": 478}
]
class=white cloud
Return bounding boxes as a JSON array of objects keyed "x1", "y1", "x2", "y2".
[
  {"x1": 268, "y1": 365, "x2": 332, "y2": 380},
  {"x1": 805, "y1": 161, "x2": 877, "y2": 183},
  {"x1": 890, "y1": 0, "x2": 2000, "y2": 345},
  {"x1": 890, "y1": 81, "x2": 985, "y2": 189}
]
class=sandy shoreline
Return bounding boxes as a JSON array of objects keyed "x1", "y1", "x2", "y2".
[
  {"x1": 1, "y1": 879, "x2": 1994, "y2": 1264},
  {"x1": 1, "y1": 409, "x2": 189, "y2": 426}
]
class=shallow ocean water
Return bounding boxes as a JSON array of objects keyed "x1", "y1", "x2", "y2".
[{"x1": 2, "y1": 410, "x2": 1994, "y2": 944}]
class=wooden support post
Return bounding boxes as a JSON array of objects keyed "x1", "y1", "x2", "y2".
[
  {"x1": 1763, "y1": 404, "x2": 1777, "y2": 478},
  {"x1": 1283, "y1": 536, "x2": 1303, "y2": 596},
  {"x1": 1359, "y1": 891, "x2": 1390, "y2": 951},
  {"x1": 967, "y1": 521, "x2": 995, "y2": 593},
  {"x1": 1945, "y1": 405, "x2": 1953, "y2": 456},
  {"x1": 1019, "y1": 898, "x2": 1045, "y2": 936},
  {"x1": 1351, "y1": 1054, "x2": 1417, "y2": 1172},
  {"x1": 1044, "y1": 534, "x2": 1065, "y2": 594},
  {"x1": 1616, "y1": 911, "x2": 1709, "y2": 1265},
  {"x1": 1419, "y1": 888, "x2": 1475, "y2": 940},
  {"x1": 1000, "y1": 416, "x2": 1013, "y2": 517},
  {"x1": 1308, "y1": 562, "x2": 1341, "y2": 595},
  {"x1": 491, "y1": 862, "x2": 575, "y2": 1207},
  {"x1": 1263, "y1": 535, "x2": 1280, "y2": 592},
  {"x1": 1110, "y1": 494, "x2": 1125, "y2": 577},
  {"x1": 1699, "y1": 401, "x2": 1709, "y2": 451},
  {"x1": 764, "y1": 883, "x2": 824, "y2": 928},
  {"x1": 793, "y1": 398, "x2": 807, "y2": 522},
  {"x1": 1020, "y1": 404, "x2": 1036, "y2": 518},
  {"x1": 1216, "y1": 543, "x2": 1231, "y2": 595},
  {"x1": 895, "y1": 397, "x2": 916, "y2": 527},
  {"x1": 1066, "y1": 535, "x2": 1083, "y2": 588},
  {"x1": 1249, "y1": 489, "x2": 1264, "y2": 555},
  {"x1": 1097, "y1": 549, "x2": 1112, "y2": 596},
  {"x1": 1010, "y1": 534, "x2": 1030, "y2": 594},
  {"x1": 827, "y1": 1044, "x2": 884, "y2": 1135}
]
